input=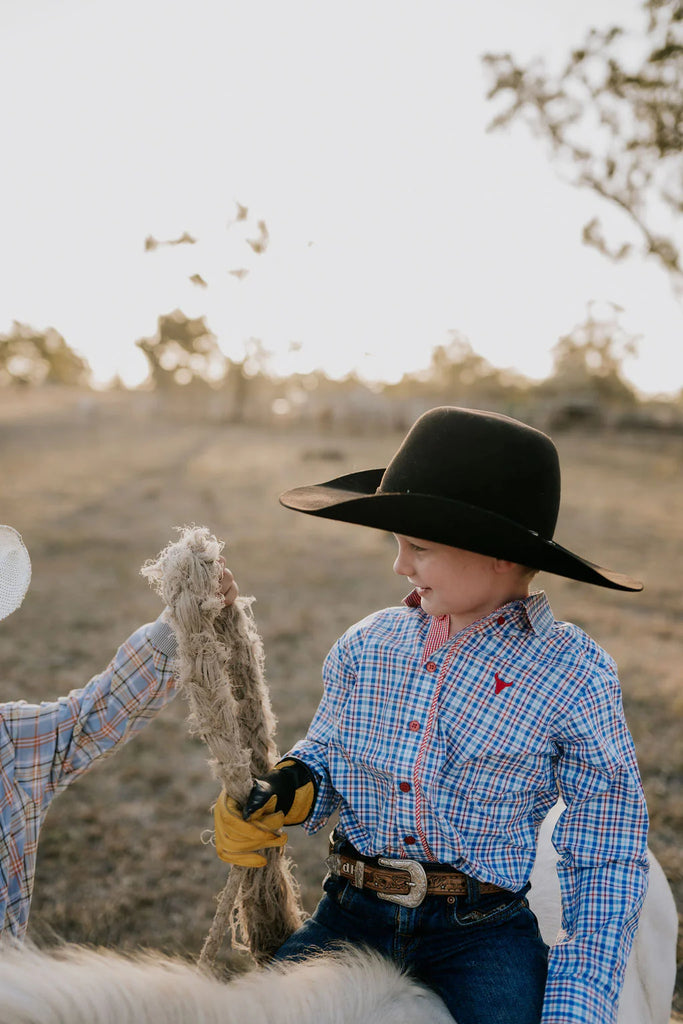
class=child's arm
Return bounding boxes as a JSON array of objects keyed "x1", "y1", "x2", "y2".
[
  {"x1": 3, "y1": 615, "x2": 178, "y2": 807},
  {"x1": 3, "y1": 565, "x2": 239, "y2": 807},
  {"x1": 543, "y1": 666, "x2": 649, "y2": 1024},
  {"x1": 281, "y1": 631, "x2": 359, "y2": 831},
  {"x1": 213, "y1": 627, "x2": 360, "y2": 867}
]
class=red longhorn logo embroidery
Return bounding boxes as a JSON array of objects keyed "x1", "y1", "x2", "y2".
[{"x1": 494, "y1": 672, "x2": 514, "y2": 695}]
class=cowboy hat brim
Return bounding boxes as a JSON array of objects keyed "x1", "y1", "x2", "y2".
[{"x1": 279, "y1": 470, "x2": 643, "y2": 593}]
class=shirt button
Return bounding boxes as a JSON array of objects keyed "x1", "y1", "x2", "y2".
[
  {"x1": 408, "y1": 721, "x2": 421, "y2": 732},
  {"x1": 424, "y1": 660, "x2": 437, "y2": 672},
  {"x1": 497, "y1": 616, "x2": 506, "y2": 626},
  {"x1": 399, "y1": 782, "x2": 411, "y2": 793},
  {"x1": 404, "y1": 835, "x2": 417, "y2": 845}
]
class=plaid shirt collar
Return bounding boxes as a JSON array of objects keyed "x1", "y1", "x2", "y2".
[{"x1": 402, "y1": 588, "x2": 555, "y2": 662}]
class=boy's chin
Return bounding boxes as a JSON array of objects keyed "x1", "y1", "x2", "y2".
[{"x1": 418, "y1": 592, "x2": 443, "y2": 615}]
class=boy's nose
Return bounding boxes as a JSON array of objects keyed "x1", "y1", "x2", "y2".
[{"x1": 393, "y1": 552, "x2": 411, "y2": 577}]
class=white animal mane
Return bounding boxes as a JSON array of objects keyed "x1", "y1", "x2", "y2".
[{"x1": 0, "y1": 942, "x2": 453, "y2": 1024}]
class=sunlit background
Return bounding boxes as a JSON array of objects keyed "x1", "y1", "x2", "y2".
[
  {"x1": 1, "y1": 5, "x2": 682, "y2": 1010},
  {"x1": 1, "y1": 0, "x2": 681, "y2": 394}
]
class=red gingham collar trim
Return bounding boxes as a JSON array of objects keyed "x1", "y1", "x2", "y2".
[
  {"x1": 403, "y1": 589, "x2": 450, "y2": 662},
  {"x1": 403, "y1": 587, "x2": 555, "y2": 659}
]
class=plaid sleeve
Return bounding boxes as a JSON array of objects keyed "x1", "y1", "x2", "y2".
[
  {"x1": 287, "y1": 631, "x2": 359, "y2": 831},
  {"x1": 543, "y1": 665, "x2": 649, "y2": 1024},
  {"x1": 7, "y1": 616, "x2": 177, "y2": 805}
]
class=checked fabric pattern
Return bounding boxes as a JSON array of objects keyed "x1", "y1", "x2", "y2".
[
  {"x1": 288, "y1": 590, "x2": 649, "y2": 1024},
  {"x1": 0, "y1": 618, "x2": 177, "y2": 940}
]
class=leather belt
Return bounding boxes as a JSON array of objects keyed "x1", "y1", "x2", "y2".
[{"x1": 326, "y1": 843, "x2": 506, "y2": 909}]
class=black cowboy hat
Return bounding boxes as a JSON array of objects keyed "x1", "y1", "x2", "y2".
[{"x1": 279, "y1": 406, "x2": 642, "y2": 592}]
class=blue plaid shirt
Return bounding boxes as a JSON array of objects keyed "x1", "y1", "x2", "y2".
[
  {"x1": 289, "y1": 591, "x2": 649, "y2": 1024},
  {"x1": 0, "y1": 617, "x2": 177, "y2": 939}
]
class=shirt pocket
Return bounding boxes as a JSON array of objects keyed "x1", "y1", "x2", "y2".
[
  {"x1": 432, "y1": 749, "x2": 558, "y2": 833},
  {"x1": 452, "y1": 751, "x2": 555, "y2": 801}
]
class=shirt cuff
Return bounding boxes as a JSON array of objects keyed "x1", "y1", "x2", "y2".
[
  {"x1": 286, "y1": 745, "x2": 339, "y2": 831},
  {"x1": 542, "y1": 976, "x2": 617, "y2": 1024},
  {"x1": 147, "y1": 615, "x2": 177, "y2": 659}
]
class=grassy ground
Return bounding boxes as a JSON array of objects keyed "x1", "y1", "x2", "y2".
[{"x1": 1, "y1": 388, "x2": 681, "y2": 1010}]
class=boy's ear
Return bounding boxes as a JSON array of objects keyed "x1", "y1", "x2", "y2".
[
  {"x1": 493, "y1": 557, "x2": 536, "y2": 581},
  {"x1": 492, "y1": 558, "x2": 517, "y2": 575}
]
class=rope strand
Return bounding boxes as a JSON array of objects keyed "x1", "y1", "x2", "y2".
[{"x1": 142, "y1": 526, "x2": 304, "y2": 967}]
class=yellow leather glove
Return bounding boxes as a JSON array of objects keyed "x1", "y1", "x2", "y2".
[
  {"x1": 213, "y1": 792, "x2": 288, "y2": 867},
  {"x1": 242, "y1": 758, "x2": 317, "y2": 825}
]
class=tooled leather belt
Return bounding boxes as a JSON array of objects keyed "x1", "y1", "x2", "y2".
[{"x1": 326, "y1": 837, "x2": 506, "y2": 909}]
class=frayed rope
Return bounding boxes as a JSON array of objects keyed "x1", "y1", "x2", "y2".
[{"x1": 142, "y1": 526, "x2": 305, "y2": 968}]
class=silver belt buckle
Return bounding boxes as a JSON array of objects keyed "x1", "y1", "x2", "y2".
[{"x1": 376, "y1": 857, "x2": 428, "y2": 908}]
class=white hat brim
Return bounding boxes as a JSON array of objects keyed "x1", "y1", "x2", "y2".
[{"x1": 0, "y1": 526, "x2": 32, "y2": 621}]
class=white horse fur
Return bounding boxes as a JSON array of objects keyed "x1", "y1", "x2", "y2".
[
  {"x1": 0, "y1": 944, "x2": 453, "y2": 1024},
  {"x1": 0, "y1": 803, "x2": 676, "y2": 1024}
]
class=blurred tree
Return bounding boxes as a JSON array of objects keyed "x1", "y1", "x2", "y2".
[
  {"x1": 225, "y1": 337, "x2": 273, "y2": 422},
  {"x1": 484, "y1": 0, "x2": 683, "y2": 294},
  {"x1": 542, "y1": 302, "x2": 639, "y2": 404},
  {"x1": 429, "y1": 333, "x2": 500, "y2": 390},
  {"x1": 0, "y1": 322, "x2": 91, "y2": 387},
  {"x1": 135, "y1": 309, "x2": 226, "y2": 389},
  {"x1": 141, "y1": 203, "x2": 273, "y2": 421},
  {"x1": 414, "y1": 332, "x2": 529, "y2": 399}
]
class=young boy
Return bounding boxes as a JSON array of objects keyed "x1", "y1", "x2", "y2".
[
  {"x1": 0, "y1": 522, "x2": 237, "y2": 939},
  {"x1": 214, "y1": 406, "x2": 649, "y2": 1024}
]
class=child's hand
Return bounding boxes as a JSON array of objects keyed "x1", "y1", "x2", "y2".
[
  {"x1": 217, "y1": 557, "x2": 239, "y2": 606},
  {"x1": 243, "y1": 759, "x2": 316, "y2": 825},
  {"x1": 213, "y1": 791, "x2": 287, "y2": 867}
]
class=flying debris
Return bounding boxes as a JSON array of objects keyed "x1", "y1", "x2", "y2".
[
  {"x1": 189, "y1": 274, "x2": 208, "y2": 288},
  {"x1": 227, "y1": 202, "x2": 249, "y2": 230},
  {"x1": 229, "y1": 268, "x2": 250, "y2": 281},
  {"x1": 247, "y1": 220, "x2": 270, "y2": 254},
  {"x1": 144, "y1": 231, "x2": 197, "y2": 251}
]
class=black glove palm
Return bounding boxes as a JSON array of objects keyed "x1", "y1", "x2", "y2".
[{"x1": 242, "y1": 758, "x2": 316, "y2": 825}]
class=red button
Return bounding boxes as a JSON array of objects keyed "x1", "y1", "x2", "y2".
[
  {"x1": 425, "y1": 660, "x2": 437, "y2": 672},
  {"x1": 408, "y1": 721, "x2": 421, "y2": 732},
  {"x1": 497, "y1": 616, "x2": 506, "y2": 625},
  {"x1": 404, "y1": 835, "x2": 417, "y2": 845},
  {"x1": 399, "y1": 782, "x2": 411, "y2": 793}
]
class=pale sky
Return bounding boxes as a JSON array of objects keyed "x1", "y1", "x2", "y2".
[{"x1": 1, "y1": 0, "x2": 681, "y2": 393}]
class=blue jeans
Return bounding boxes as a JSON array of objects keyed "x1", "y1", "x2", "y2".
[{"x1": 273, "y1": 871, "x2": 548, "y2": 1024}]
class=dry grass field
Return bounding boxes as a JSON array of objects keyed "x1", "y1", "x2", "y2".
[{"x1": 1, "y1": 387, "x2": 681, "y2": 1011}]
